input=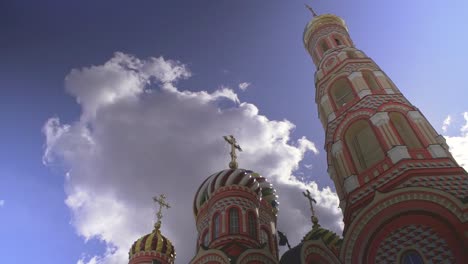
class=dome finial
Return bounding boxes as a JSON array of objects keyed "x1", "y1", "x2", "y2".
[
  {"x1": 302, "y1": 189, "x2": 320, "y2": 228},
  {"x1": 223, "y1": 135, "x2": 242, "y2": 169},
  {"x1": 305, "y1": 3, "x2": 318, "y2": 17},
  {"x1": 152, "y1": 194, "x2": 171, "y2": 230}
]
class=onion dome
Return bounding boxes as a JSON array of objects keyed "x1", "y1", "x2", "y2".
[
  {"x1": 193, "y1": 168, "x2": 279, "y2": 216},
  {"x1": 128, "y1": 222, "x2": 176, "y2": 263},
  {"x1": 301, "y1": 216, "x2": 343, "y2": 250}
]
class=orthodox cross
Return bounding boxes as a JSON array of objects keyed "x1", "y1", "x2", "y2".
[
  {"x1": 302, "y1": 189, "x2": 317, "y2": 218},
  {"x1": 223, "y1": 135, "x2": 242, "y2": 169},
  {"x1": 152, "y1": 194, "x2": 171, "y2": 229},
  {"x1": 305, "y1": 4, "x2": 318, "y2": 17}
]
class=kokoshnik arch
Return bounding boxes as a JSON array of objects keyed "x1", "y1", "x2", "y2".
[{"x1": 127, "y1": 9, "x2": 468, "y2": 264}]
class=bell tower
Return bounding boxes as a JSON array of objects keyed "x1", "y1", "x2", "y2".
[{"x1": 303, "y1": 12, "x2": 468, "y2": 264}]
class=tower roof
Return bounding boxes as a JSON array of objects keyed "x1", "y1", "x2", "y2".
[{"x1": 303, "y1": 14, "x2": 348, "y2": 47}]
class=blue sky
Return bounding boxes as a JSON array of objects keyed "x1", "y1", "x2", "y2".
[{"x1": 1, "y1": 1, "x2": 468, "y2": 263}]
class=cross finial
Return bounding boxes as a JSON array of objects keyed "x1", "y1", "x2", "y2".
[
  {"x1": 152, "y1": 194, "x2": 171, "y2": 230},
  {"x1": 305, "y1": 4, "x2": 318, "y2": 17},
  {"x1": 223, "y1": 135, "x2": 242, "y2": 169},
  {"x1": 302, "y1": 189, "x2": 319, "y2": 227}
]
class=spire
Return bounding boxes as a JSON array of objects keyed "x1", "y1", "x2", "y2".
[
  {"x1": 302, "y1": 189, "x2": 319, "y2": 228},
  {"x1": 223, "y1": 135, "x2": 242, "y2": 169},
  {"x1": 152, "y1": 194, "x2": 171, "y2": 230},
  {"x1": 305, "y1": 4, "x2": 318, "y2": 17}
]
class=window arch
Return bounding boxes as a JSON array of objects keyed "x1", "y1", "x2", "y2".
[
  {"x1": 400, "y1": 250, "x2": 424, "y2": 264},
  {"x1": 247, "y1": 212, "x2": 257, "y2": 239},
  {"x1": 362, "y1": 71, "x2": 381, "y2": 91},
  {"x1": 345, "y1": 120, "x2": 385, "y2": 172},
  {"x1": 212, "y1": 213, "x2": 221, "y2": 240},
  {"x1": 389, "y1": 112, "x2": 422, "y2": 149},
  {"x1": 228, "y1": 207, "x2": 240, "y2": 234},
  {"x1": 330, "y1": 77, "x2": 355, "y2": 109}
]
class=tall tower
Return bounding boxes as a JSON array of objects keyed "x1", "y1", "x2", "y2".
[
  {"x1": 302, "y1": 13, "x2": 468, "y2": 263},
  {"x1": 190, "y1": 136, "x2": 280, "y2": 264}
]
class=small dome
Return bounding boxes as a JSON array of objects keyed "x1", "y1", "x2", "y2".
[
  {"x1": 129, "y1": 226, "x2": 176, "y2": 263},
  {"x1": 193, "y1": 168, "x2": 278, "y2": 216},
  {"x1": 301, "y1": 222, "x2": 342, "y2": 250}
]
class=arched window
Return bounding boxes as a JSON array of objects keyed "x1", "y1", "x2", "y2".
[
  {"x1": 320, "y1": 39, "x2": 330, "y2": 53},
  {"x1": 389, "y1": 112, "x2": 422, "y2": 149},
  {"x1": 400, "y1": 250, "x2": 424, "y2": 264},
  {"x1": 362, "y1": 71, "x2": 381, "y2": 91},
  {"x1": 229, "y1": 208, "x2": 239, "y2": 234},
  {"x1": 260, "y1": 229, "x2": 270, "y2": 249},
  {"x1": 345, "y1": 120, "x2": 385, "y2": 172},
  {"x1": 331, "y1": 78, "x2": 355, "y2": 109},
  {"x1": 247, "y1": 212, "x2": 257, "y2": 239},
  {"x1": 213, "y1": 213, "x2": 221, "y2": 239}
]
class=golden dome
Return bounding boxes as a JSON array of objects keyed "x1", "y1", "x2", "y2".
[{"x1": 129, "y1": 224, "x2": 176, "y2": 263}]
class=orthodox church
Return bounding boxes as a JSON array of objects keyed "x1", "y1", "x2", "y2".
[{"x1": 127, "y1": 9, "x2": 468, "y2": 264}]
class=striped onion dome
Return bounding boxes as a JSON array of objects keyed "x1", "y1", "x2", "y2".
[
  {"x1": 301, "y1": 217, "x2": 342, "y2": 250},
  {"x1": 193, "y1": 168, "x2": 279, "y2": 216},
  {"x1": 129, "y1": 225, "x2": 176, "y2": 262}
]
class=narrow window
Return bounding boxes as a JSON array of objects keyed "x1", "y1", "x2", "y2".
[
  {"x1": 229, "y1": 208, "x2": 239, "y2": 234},
  {"x1": 362, "y1": 71, "x2": 380, "y2": 91},
  {"x1": 260, "y1": 229, "x2": 270, "y2": 249},
  {"x1": 400, "y1": 250, "x2": 424, "y2": 264},
  {"x1": 345, "y1": 120, "x2": 385, "y2": 172},
  {"x1": 213, "y1": 213, "x2": 220, "y2": 239},
  {"x1": 248, "y1": 212, "x2": 257, "y2": 239},
  {"x1": 335, "y1": 38, "x2": 342, "y2": 46},
  {"x1": 202, "y1": 230, "x2": 209, "y2": 246},
  {"x1": 331, "y1": 78, "x2": 355, "y2": 109},
  {"x1": 320, "y1": 39, "x2": 330, "y2": 53},
  {"x1": 389, "y1": 112, "x2": 422, "y2": 149}
]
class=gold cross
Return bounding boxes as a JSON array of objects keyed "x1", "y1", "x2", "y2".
[
  {"x1": 302, "y1": 189, "x2": 317, "y2": 217},
  {"x1": 223, "y1": 135, "x2": 242, "y2": 169},
  {"x1": 305, "y1": 4, "x2": 318, "y2": 17},
  {"x1": 153, "y1": 194, "x2": 171, "y2": 229}
]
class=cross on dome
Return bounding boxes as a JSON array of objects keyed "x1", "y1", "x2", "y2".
[
  {"x1": 152, "y1": 194, "x2": 171, "y2": 230},
  {"x1": 223, "y1": 135, "x2": 242, "y2": 169},
  {"x1": 302, "y1": 189, "x2": 319, "y2": 228}
]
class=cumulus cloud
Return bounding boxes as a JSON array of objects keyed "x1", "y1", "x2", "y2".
[
  {"x1": 445, "y1": 112, "x2": 468, "y2": 170},
  {"x1": 43, "y1": 52, "x2": 342, "y2": 264},
  {"x1": 238, "y1": 82, "x2": 251, "y2": 91},
  {"x1": 442, "y1": 115, "x2": 452, "y2": 133}
]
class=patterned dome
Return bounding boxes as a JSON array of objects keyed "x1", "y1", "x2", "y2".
[
  {"x1": 193, "y1": 168, "x2": 279, "y2": 216},
  {"x1": 129, "y1": 225, "x2": 176, "y2": 262},
  {"x1": 301, "y1": 217, "x2": 342, "y2": 250}
]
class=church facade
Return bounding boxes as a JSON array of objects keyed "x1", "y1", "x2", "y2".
[{"x1": 128, "y1": 11, "x2": 468, "y2": 264}]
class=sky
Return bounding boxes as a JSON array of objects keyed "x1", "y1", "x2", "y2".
[{"x1": 1, "y1": 1, "x2": 468, "y2": 263}]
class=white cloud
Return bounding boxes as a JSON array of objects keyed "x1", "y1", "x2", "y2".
[
  {"x1": 442, "y1": 115, "x2": 452, "y2": 133},
  {"x1": 238, "y1": 82, "x2": 251, "y2": 91},
  {"x1": 0, "y1": 200, "x2": 4, "y2": 207},
  {"x1": 43, "y1": 53, "x2": 342, "y2": 264},
  {"x1": 445, "y1": 112, "x2": 468, "y2": 170}
]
